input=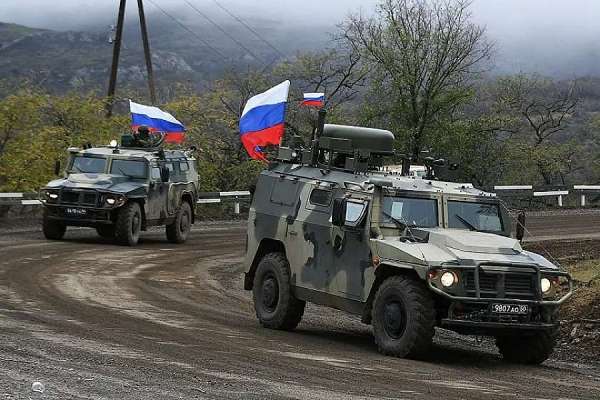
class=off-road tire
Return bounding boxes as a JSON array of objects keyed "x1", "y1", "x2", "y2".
[
  {"x1": 496, "y1": 309, "x2": 559, "y2": 364},
  {"x1": 96, "y1": 225, "x2": 115, "y2": 238},
  {"x1": 372, "y1": 275, "x2": 435, "y2": 359},
  {"x1": 252, "y1": 252, "x2": 305, "y2": 330},
  {"x1": 42, "y1": 214, "x2": 66, "y2": 240},
  {"x1": 166, "y1": 201, "x2": 192, "y2": 244},
  {"x1": 115, "y1": 202, "x2": 142, "y2": 246}
]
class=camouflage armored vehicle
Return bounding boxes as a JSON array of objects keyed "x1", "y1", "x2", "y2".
[
  {"x1": 40, "y1": 138, "x2": 198, "y2": 246},
  {"x1": 244, "y1": 122, "x2": 572, "y2": 364}
]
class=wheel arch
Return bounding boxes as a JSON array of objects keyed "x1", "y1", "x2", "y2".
[
  {"x1": 181, "y1": 191, "x2": 195, "y2": 223},
  {"x1": 244, "y1": 238, "x2": 287, "y2": 290},
  {"x1": 361, "y1": 263, "x2": 421, "y2": 324}
]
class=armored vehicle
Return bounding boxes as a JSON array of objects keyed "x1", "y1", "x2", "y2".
[
  {"x1": 40, "y1": 139, "x2": 198, "y2": 246},
  {"x1": 244, "y1": 122, "x2": 572, "y2": 364}
]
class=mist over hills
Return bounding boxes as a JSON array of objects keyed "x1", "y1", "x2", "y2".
[{"x1": 2, "y1": 0, "x2": 600, "y2": 95}]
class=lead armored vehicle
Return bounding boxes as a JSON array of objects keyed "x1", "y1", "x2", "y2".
[
  {"x1": 40, "y1": 137, "x2": 198, "y2": 246},
  {"x1": 244, "y1": 122, "x2": 572, "y2": 364}
]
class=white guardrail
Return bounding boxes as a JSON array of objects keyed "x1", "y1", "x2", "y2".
[
  {"x1": 0, "y1": 190, "x2": 251, "y2": 214},
  {"x1": 494, "y1": 185, "x2": 600, "y2": 207}
]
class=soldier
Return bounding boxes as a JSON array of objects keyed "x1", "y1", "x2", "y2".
[{"x1": 132, "y1": 125, "x2": 153, "y2": 147}]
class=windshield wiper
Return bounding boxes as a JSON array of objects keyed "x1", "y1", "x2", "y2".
[
  {"x1": 454, "y1": 214, "x2": 478, "y2": 231},
  {"x1": 382, "y1": 211, "x2": 408, "y2": 231}
]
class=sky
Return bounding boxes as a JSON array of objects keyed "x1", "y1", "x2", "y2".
[{"x1": 1, "y1": 0, "x2": 600, "y2": 76}]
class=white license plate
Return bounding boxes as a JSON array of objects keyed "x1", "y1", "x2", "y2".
[
  {"x1": 65, "y1": 208, "x2": 87, "y2": 216},
  {"x1": 491, "y1": 303, "x2": 529, "y2": 315}
]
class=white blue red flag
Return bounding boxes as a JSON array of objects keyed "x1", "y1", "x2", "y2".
[
  {"x1": 302, "y1": 92, "x2": 324, "y2": 107},
  {"x1": 130, "y1": 100, "x2": 186, "y2": 144},
  {"x1": 239, "y1": 80, "x2": 290, "y2": 161}
]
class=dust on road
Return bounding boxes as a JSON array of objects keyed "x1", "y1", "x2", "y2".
[{"x1": 0, "y1": 224, "x2": 599, "y2": 399}]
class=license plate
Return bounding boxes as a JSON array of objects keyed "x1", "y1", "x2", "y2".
[
  {"x1": 491, "y1": 303, "x2": 529, "y2": 315},
  {"x1": 65, "y1": 208, "x2": 87, "y2": 216}
]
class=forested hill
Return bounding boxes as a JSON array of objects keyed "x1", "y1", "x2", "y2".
[{"x1": 0, "y1": 19, "x2": 330, "y2": 94}]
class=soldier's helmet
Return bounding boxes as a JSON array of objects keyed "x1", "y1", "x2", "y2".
[{"x1": 137, "y1": 125, "x2": 150, "y2": 137}]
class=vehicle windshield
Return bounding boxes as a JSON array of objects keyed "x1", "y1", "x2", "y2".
[
  {"x1": 70, "y1": 156, "x2": 107, "y2": 174},
  {"x1": 382, "y1": 196, "x2": 438, "y2": 227},
  {"x1": 447, "y1": 200, "x2": 503, "y2": 232},
  {"x1": 110, "y1": 159, "x2": 148, "y2": 179}
]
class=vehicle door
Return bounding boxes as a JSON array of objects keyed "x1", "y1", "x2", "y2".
[
  {"x1": 330, "y1": 193, "x2": 372, "y2": 301},
  {"x1": 147, "y1": 162, "x2": 169, "y2": 220},
  {"x1": 290, "y1": 184, "x2": 336, "y2": 293}
]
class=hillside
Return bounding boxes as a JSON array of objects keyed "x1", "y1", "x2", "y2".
[{"x1": 0, "y1": 19, "x2": 330, "y2": 95}]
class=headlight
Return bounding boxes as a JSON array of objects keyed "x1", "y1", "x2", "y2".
[
  {"x1": 48, "y1": 193, "x2": 58, "y2": 199},
  {"x1": 440, "y1": 271, "x2": 458, "y2": 287},
  {"x1": 104, "y1": 194, "x2": 125, "y2": 207},
  {"x1": 540, "y1": 277, "x2": 551, "y2": 293},
  {"x1": 106, "y1": 198, "x2": 116, "y2": 205}
]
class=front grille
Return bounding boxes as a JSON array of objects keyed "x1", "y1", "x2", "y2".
[
  {"x1": 59, "y1": 190, "x2": 98, "y2": 206},
  {"x1": 60, "y1": 190, "x2": 80, "y2": 204},
  {"x1": 464, "y1": 270, "x2": 536, "y2": 299}
]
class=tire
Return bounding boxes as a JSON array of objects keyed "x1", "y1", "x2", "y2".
[
  {"x1": 115, "y1": 202, "x2": 142, "y2": 246},
  {"x1": 252, "y1": 252, "x2": 305, "y2": 330},
  {"x1": 42, "y1": 213, "x2": 66, "y2": 240},
  {"x1": 372, "y1": 275, "x2": 435, "y2": 359},
  {"x1": 96, "y1": 225, "x2": 115, "y2": 238},
  {"x1": 496, "y1": 310, "x2": 559, "y2": 364},
  {"x1": 166, "y1": 201, "x2": 192, "y2": 244}
]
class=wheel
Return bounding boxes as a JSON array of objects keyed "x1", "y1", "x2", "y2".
[
  {"x1": 372, "y1": 275, "x2": 435, "y2": 358},
  {"x1": 96, "y1": 225, "x2": 115, "y2": 238},
  {"x1": 42, "y1": 213, "x2": 66, "y2": 240},
  {"x1": 166, "y1": 201, "x2": 192, "y2": 244},
  {"x1": 496, "y1": 310, "x2": 559, "y2": 364},
  {"x1": 252, "y1": 252, "x2": 305, "y2": 330},
  {"x1": 115, "y1": 202, "x2": 142, "y2": 246}
]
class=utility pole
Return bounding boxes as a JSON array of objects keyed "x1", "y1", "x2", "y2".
[
  {"x1": 138, "y1": 0, "x2": 157, "y2": 105},
  {"x1": 106, "y1": 0, "x2": 157, "y2": 117},
  {"x1": 106, "y1": 0, "x2": 126, "y2": 117}
]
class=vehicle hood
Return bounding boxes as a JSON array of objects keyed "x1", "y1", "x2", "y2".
[
  {"x1": 44, "y1": 173, "x2": 146, "y2": 193},
  {"x1": 372, "y1": 228, "x2": 557, "y2": 270}
]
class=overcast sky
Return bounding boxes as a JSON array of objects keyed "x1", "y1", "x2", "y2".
[{"x1": 2, "y1": 0, "x2": 600, "y2": 76}]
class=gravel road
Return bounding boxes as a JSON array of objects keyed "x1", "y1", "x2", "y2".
[{"x1": 0, "y1": 224, "x2": 599, "y2": 399}]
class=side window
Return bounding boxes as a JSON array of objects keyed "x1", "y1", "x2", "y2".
[
  {"x1": 309, "y1": 189, "x2": 332, "y2": 206},
  {"x1": 179, "y1": 161, "x2": 189, "y2": 172},
  {"x1": 346, "y1": 201, "x2": 367, "y2": 224},
  {"x1": 150, "y1": 166, "x2": 161, "y2": 181}
]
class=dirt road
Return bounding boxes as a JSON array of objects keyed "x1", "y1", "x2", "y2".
[{"x1": 0, "y1": 224, "x2": 599, "y2": 399}]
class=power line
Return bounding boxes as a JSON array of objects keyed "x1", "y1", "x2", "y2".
[
  {"x1": 210, "y1": 0, "x2": 287, "y2": 59},
  {"x1": 144, "y1": 0, "x2": 229, "y2": 62},
  {"x1": 183, "y1": 0, "x2": 266, "y2": 65}
]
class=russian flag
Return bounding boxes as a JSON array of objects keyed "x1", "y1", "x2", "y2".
[
  {"x1": 302, "y1": 92, "x2": 324, "y2": 107},
  {"x1": 239, "y1": 80, "x2": 290, "y2": 161},
  {"x1": 130, "y1": 100, "x2": 186, "y2": 144}
]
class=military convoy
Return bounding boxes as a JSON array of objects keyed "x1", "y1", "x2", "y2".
[
  {"x1": 39, "y1": 135, "x2": 198, "y2": 246},
  {"x1": 243, "y1": 122, "x2": 572, "y2": 364}
]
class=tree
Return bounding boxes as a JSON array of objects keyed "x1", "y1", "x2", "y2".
[
  {"x1": 342, "y1": 0, "x2": 492, "y2": 171},
  {"x1": 493, "y1": 74, "x2": 579, "y2": 184}
]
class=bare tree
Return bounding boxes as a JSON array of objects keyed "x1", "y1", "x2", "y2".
[
  {"x1": 494, "y1": 74, "x2": 579, "y2": 184},
  {"x1": 342, "y1": 0, "x2": 492, "y2": 171}
]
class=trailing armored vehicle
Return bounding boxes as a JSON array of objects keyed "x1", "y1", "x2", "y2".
[
  {"x1": 243, "y1": 121, "x2": 572, "y2": 363},
  {"x1": 40, "y1": 135, "x2": 198, "y2": 246}
]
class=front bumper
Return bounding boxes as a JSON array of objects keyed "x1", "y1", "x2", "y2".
[
  {"x1": 427, "y1": 263, "x2": 571, "y2": 334},
  {"x1": 43, "y1": 204, "x2": 115, "y2": 227},
  {"x1": 440, "y1": 319, "x2": 557, "y2": 335}
]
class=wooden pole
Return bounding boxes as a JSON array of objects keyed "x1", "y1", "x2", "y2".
[
  {"x1": 137, "y1": 0, "x2": 157, "y2": 104},
  {"x1": 106, "y1": 0, "x2": 127, "y2": 117}
]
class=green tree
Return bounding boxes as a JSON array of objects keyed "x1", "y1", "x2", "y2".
[{"x1": 342, "y1": 0, "x2": 493, "y2": 171}]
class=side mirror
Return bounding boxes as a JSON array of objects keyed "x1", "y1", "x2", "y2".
[
  {"x1": 160, "y1": 166, "x2": 170, "y2": 183},
  {"x1": 54, "y1": 160, "x2": 61, "y2": 176},
  {"x1": 516, "y1": 210, "x2": 526, "y2": 242},
  {"x1": 332, "y1": 198, "x2": 347, "y2": 227}
]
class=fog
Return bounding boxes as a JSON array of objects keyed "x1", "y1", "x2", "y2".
[{"x1": 2, "y1": 0, "x2": 600, "y2": 77}]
